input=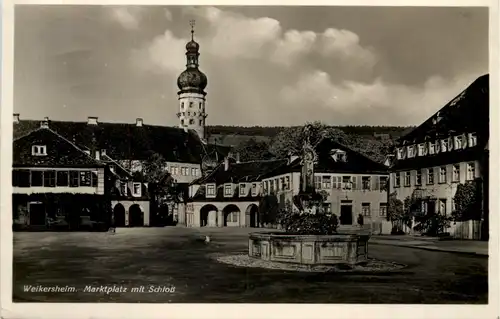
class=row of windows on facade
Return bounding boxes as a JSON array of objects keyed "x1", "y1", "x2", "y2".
[
  {"x1": 263, "y1": 175, "x2": 388, "y2": 193},
  {"x1": 32, "y1": 145, "x2": 47, "y2": 156},
  {"x1": 118, "y1": 181, "x2": 142, "y2": 197},
  {"x1": 394, "y1": 162, "x2": 476, "y2": 187},
  {"x1": 205, "y1": 183, "x2": 260, "y2": 197},
  {"x1": 180, "y1": 102, "x2": 203, "y2": 109},
  {"x1": 169, "y1": 166, "x2": 200, "y2": 177},
  {"x1": 396, "y1": 133, "x2": 477, "y2": 160},
  {"x1": 180, "y1": 119, "x2": 203, "y2": 126},
  {"x1": 12, "y1": 169, "x2": 99, "y2": 188}
]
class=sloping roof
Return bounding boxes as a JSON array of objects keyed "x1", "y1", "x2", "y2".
[
  {"x1": 391, "y1": 74, "x2": 489, "y2": 171},
  {"x1": 193, "y1": 158, "x2": 289, "y2": 185},
  {"x1": 397, "y1": 74, "x2": 489, "y2": 145},
  {"x1": 261, "y1": 138, "x2": 389, "y2": 178},
  {"x1": 13, "y1": 119, "x2": 232, "y2": 164},
  {"x1": 13, "y1": 127, "x2": 104, "y2": 168}
]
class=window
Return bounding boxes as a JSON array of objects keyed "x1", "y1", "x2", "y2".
[
  {"x1": 56, "y1": 171, "x2": 69, "y2": 187},
  {"x1": 251, "y1": 183, "x2": 258, "y2": 196},
  {"x1": 206, "y1": 184, "x2": 215, "y2": 196},
  {"x1": 240, "y1": 183, "x2": 246, "y2": 195},
  {"x1": 322, "y1": 176, "x2": 331, "y2": 189},
  {"x1": 181, "y1": 167, "x2": 188, "y2": 176},
  {"x1": 91, "y1": 172, "x2": 98, "y2": 187},
  {"x1": 315, "y1": 176, "x2": 321, "y2": 189},
  {"x1": 467, "y1": 162, "x2": 475, "y2": 181},
  {"x1": 69, "y1": 171, "x2": 79, "y2": 187},
  {"x1": 12, "y1": 170, "x2": 19, "y2": 187},
  {"x1": 189, "y1": 119, "x2": 194, "y2": 125},
  {"x1": 452, "y1": 164, "x2": 460, "y2": 182},
  {"x1": 181, "y1": 102, "x2": 184, "y2": 109},
  {"x1": 189, "y1": 102, "x2": 193, "y2": 108},
  {"x1": 229, "y1": 212, "x2": 239, "y2": 223},
  {"x1": 418, "y1": 143, "x2": 426, "y2": 156},
  {"x1": 17, "y1": 170, "x2": 30, "y2": 187},
  {"x1": 468, "y1": 133, "x2": 477, "y2": 147},
  {"x1": 454, "y1": 136, "x2": 463, "y2": 149},
  {"x1": 427, "y1": 168, "x2": 434, "y2": 185},
  {"x1": 263, "y1": 181, "x2": 268, "y2": 194},
  {"x1": 285, "y1": 176, "x2": 290, "y2": 190},
  {"x1": 439, "y1": 167, "x2": 447, "y2": 183},
  {"x1": 280, "y1": 177, "x2": 285, "y2": 190},
  {"x1": 352, "y1": 176, "x2": 358, "y2": 190},
  {"x1": 397, "y1": 148, "x2": 405, "y2": 160},
  {"x1": 362, "y1": 176, "x2": 371, "y2": 190},
  {"x1": 361, "y1": 203, "x2": 371, "y2": 216},
  {"x1": 380, "y1": 176, "x2": 388, "y2": 190},
  {"x1": 404, "y1": 172, "x2": 411, "y2": 187},
  {"x1": 31, "y1": 171, "x2": 43, "y2": 187},
  {"x1": 415, "y1": 170, "x2": 422, "y2": 186},
  {"x1": 323, "y1": 203, "x2": 332, "y2": 214},
  {"x1": 270, "y1": 180, "x2": 275, "y2": 193},
  {"x1": 180, "y1": 119, "x2": 184, "y2": 125},
  {"x1": 199, "y1": 102, "x2": 202, "y2": 109},
  {"x1": 332, "y1": 176, "x2": 341, "y2": 189},
  {"x1": 394, "y1": 173, "x2": 401, "y2": 187},
  {"x1": 438, "y1": 199, "x2": 447, "y2": 215},
  {"x1": 80, "y1": 171, "x2": 91, "y2": 186},
  {"x1": 120, "y1": 182, "x2": 127, "y2": 196},
  {"x1": 342, "y1": 176, "x2": 352, "y2": 190},
  {"x1": 133, "y1": 183, "x2": 141, "y2": 196},
  {"x1": 188, "y1": 112, "x2": 191, "y2": 116},
  {"x1": 428, "y1": 142, "x2": 436, "y2": 155},
  {"x1": 199, "y1": 120, "x2": 203, "y2": 126},
  {"x1": 276, "y1": 179, "x2": 280, "y2": 191},
  {"x1": 379, "y1": 203, "x2": 388, "y2": 217},
  {"x1": 407, "y1": 145, "x2": 415, "y2": 158},
  {"x1": 441, "y1": 139, "x2": 448, "y2": 152},
  {"x1": 224, "y1": 184, "x2": 232, "y2": 196},
  {"x1": 31, "y1": 145, "x2": 47, "y2": 156}
]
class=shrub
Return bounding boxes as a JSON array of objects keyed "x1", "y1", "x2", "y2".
[{"x1": 277, "y1": 209, "x2": 339, "y2": 235}]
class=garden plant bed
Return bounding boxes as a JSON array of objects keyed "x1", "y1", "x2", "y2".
[{"x1": 213, "y1": 253, "x2": 406, "y2": 273}]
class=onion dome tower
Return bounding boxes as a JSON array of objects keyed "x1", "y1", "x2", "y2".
[{"x1": 176, "y1": 20, "x2": 208, "y2": 141}]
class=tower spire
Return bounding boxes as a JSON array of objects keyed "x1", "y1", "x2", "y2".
[{"x1": 190, "y1": 19, "x2": 195, "y2": 41}]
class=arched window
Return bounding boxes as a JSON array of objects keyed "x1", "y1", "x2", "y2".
[
  {"x1": 189, "y1": 119, "x2": 194, "y2": 125},
  {"x1": 199, "y1": 102, "x2": 202, "y2": 109},
  {"x1": 181, "y1": 119, "x2": 184, "y2": 125},
  {"x1": 199, "y1": 119, "x2": 203, "y2": 126},
  {"x1": 181, "y1": 102, "x2": 184, "y2": 109}
]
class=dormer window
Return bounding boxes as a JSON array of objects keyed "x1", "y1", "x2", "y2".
[
  {"x1": 189, "y1": 102, "x2": 193, "y2": 108},
  {"x1": 251, "y1": 183, "x2": 258, "y2": 196},
  {"x1": 428, "y1": 141, "x2": 436, "y2": 155},
  {"x1": 206, "y1": 184, "x2": 216, "y2": 197},
  {"x1": 397, "y1": 147, "x2": 405, "y2": 160},
  {"x1": 417, "y1": 143, "x2": 426, "y2": 156},
  {"x1": 330, "y1": 149, "x2": 347, "y2": 162},
  {"x1": 468, "y1": 133, "x2": 477, "y2": 147},
  {"x1": 407, "y1": 145, "x2": 415, "y2": 158},
  {"x1": 441, "y1": 139, "x2": 448, "y2": 152},
  {"x1": 454, "y1": 135, "x2": 463, "y2": 150},
  {"x1": 32, "y1": 145, "x2": 47, "y2": 156}
]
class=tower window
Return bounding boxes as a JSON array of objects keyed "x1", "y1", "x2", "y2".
[
  {"x1": 181, "y1": 102, "x2": 184, "y2": 109},
  {"x1": 189, "y1": 102, "x2": 193, "y2": 108},
  {"x1": 188, "y1": 112, "x2": 191, "y2": 116},
  {"x1": 193, "y1": 112, "x2": 196, "y2": 116},
  {"x1": 199, "y1": 120, "x2": 203, "y2": 126},
  {"x1": 181, "y1": 119, "x2": 184, "y2": 125},
  {"x1": 199, "y1": 102, "x2": 202, "y2": 109},
  {"x1": 189, "y1": 119, "x2": 194, "y2": 125}
]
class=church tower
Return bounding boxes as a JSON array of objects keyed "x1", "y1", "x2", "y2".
[{"x1": 176, "y1": 20, "x2": 208, "y2": 141}]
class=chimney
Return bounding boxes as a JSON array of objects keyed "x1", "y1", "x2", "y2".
[
  {"x1": 40, "y1": 117, "x2": 49, "y2": 129},
  {"x1": 13, "y1": 113, "x2": 19, "y2": 123},
  {"x1": 101, "y1": 149, "x2": 107, "y2": 157},
  {"x1": 136, "y1": 118, "x2": 143, "y2": 127},
  {"x1": 87, "y1": 116, "x2": 98, "y2": 125},
  {"x1": 224, "y1": 157, "x2": 230, "y2": 171},
  {"x1": 95, "y1": 150, "x2": 101, "y2": 161}
]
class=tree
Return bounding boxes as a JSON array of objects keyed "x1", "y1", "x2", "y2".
[
  {"x1": 452, "y1": 179, "x2": 482, "y2": 222},
  {"x1": 258, "y1": 193, "x2": 279, "y2": 227},
  {"x1": 233, "y1": 138, "x2": 273, "y2": 162},
  {"x1": 387, "y1": 192, "x2": 406, "y2": 233}
]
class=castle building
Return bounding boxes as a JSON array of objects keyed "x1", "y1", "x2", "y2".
[{"x1": 388, "y1": 74, "x2": 489, "y2": 240}]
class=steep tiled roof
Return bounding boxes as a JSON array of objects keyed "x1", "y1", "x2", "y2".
[
  {"x1": 13, "y1": 128, "x2": 104, "y2": 168},
  {"x1": 13, "y1": 120, "x2": 231, "y2": 164},
  {"x1": 397, "y1": 74, "x2": 489, "y2": 145},
  {"x1": 193, "y1": 158, "x2": 289, "y2": 185},
  {"x1": 261, "y1": 138, "x2": 389, "y2": 178},
  {"x1": 391, "y1": 74, "x2": 489, "y2": 171}
]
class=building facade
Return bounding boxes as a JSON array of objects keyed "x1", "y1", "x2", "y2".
[{"x1": 389, "y1": 74, "x2": 489, "y2": 239}]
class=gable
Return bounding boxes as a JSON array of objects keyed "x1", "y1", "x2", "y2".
[{"x1": 13, "y1": 128, "x2": 103, "y2": 168}]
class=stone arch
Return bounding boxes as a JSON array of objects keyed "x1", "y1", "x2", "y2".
[
  {"x1": 222, "y1": 204, "x2": 241, "y2": 227},
  {"x1": 113, "y1": 203, "x2": 126, "y2": 227},
  {"x1": 246, "y1": 204, "x2": 260, "y2": 228},
  {"x1": 200, "y1": 204, "x2": 218, "y2": 227},
  {"x1": 129, "y1": 204, "x2": 144, "y2": 227}
]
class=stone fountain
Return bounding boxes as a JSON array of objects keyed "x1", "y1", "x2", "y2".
[{"x1": 249, "y1": 124, "x2": 370, "y2": 265}]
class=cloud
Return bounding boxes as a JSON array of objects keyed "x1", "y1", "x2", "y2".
[
  {"x1": 109, "y1": 7, "x2": 144, "y2": 30},
  {"x1": 280, "y1": 70, "x2": 480, "y2": 125}
]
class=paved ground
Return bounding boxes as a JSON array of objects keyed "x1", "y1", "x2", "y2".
[{"x1": 13, "y1": 227, "x2": 488, "y2": 303}]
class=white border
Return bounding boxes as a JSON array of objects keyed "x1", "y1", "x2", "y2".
[{"x1": 1, "y1": 1, "x2": 499, "y2": 319}]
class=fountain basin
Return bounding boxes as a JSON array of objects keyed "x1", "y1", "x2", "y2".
[{"x1": 248, "y1": 232, "x2": 370, "y2": 265}]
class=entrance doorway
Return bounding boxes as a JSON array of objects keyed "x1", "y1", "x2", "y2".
[
  {"x1": 340, "y1": 205, "x2": 353, "y2": 225},
  {"x1": 113, "y1": 204, "x2": 126, "y2": 227},
  {"x1": 29, "y1": 203, "x2": 46, "y2": 226}
]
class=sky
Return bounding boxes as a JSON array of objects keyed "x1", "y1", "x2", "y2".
[{"x1": 14, "y1": 5, "x2": 488, "y2": 127}]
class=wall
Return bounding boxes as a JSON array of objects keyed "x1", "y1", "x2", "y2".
[
  {"x1": 111, "y1": 200, "x2": 150, "y2": 226},
  {"x1": 186, "y1": 201, "x2": 259, "y2": 227}
]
